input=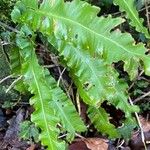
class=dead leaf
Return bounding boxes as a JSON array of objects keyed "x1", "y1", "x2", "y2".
[
  {"x1": 1, "y1": 108, "x2": 29, "y2": 149},
  {"x1": 69, "y1": 140, "x2": 90, "y2": 150},
  {"x1": 4, "y1": 108, "x2": 25, "y2": 142},
  {"x1": 139, "y1": 116, "x2": 150, "y2": 132},
  {"x1": 26, "y1": 144, "x2": 36, "y2": 150},
  {"x1": 83, "y1": 138, "x2": 109, "y2": 150}
]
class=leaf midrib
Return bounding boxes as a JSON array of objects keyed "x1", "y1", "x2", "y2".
[
  {"x1": 122, "y1": 0, "x2": 146, "y2": 33},
  {"x1": 32, "y1": 67, "x2": 54, "y2": 150},
  {"x1": 29, "y1": 8, "x2": 144, "y2": 58},
  {"x1": 33, "y1": 6, "x2": 137, "y2": 116}
]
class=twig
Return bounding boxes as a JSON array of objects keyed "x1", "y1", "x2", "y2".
[
  {"x1": 49, "y1": 54, "x2": 67, "y2": 89},
  {"x1": 128, "y1": 70, "x2": 144, "y2": 91},
  {"x1": 76, "y1": 92, "x2": 81, "y2": 115},
  {"x1": 58, "y1": 134, "x2": 68, "y2": 139},
  {"x1": 129, "y1": 97, "x2": 148, "y2": 150},
  {"x1": 43, "y1": 64, "x2": 59, "y2": 68},
  {"x1": 145, "y1": 0, "x2": 150, "y2": 31},
  {"x1": 0, "y1": 74, "x2": 14, "y2": 84},
  {"x1": 1, "y1": 41, "x2": 11, "y2": 46},
  {"x1": 66, "y1": 81, "x2": 74, "y2": 101},
  {"x1": 57, "y1": 68, "x2": 66, "y2": 87},
  {"x1": 58, "y1": 133, "x2": 85, "y2": 139},
  {"x1": 139, "y1": 4, "x2": 150, "y2": 13},
  {"x1": 117, "y1": 139, "x2": 125, "y2": 149},
  {"x1": 138, "y1": 76, "x2": 150, "y2": 83},
  {"x1": 75, "y1": 133, "x2": 85, "y2": 139},
  {"x1": 0, "y1": 21, "x2": 19, "y2": 33},
  {"x1": 133, "y1": 90, "x2": 150, "y2": 103},
  {"x1": 58, "y1": 123, "x2": 85, "y2": 139},
  {"x1": 6, "y1": 75, "x2": 22, "y2": 93}
]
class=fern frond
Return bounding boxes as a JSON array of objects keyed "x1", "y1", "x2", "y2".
[
  {"x1": 55, "y1": 41, "x2": 139, "y2": 137},
  {"x1": 113, "y1": 0, "x2": 150, "y2": 39},
  {"x1": 44, "y1": 70, "x2": 86, "y2": 140},
  {"x1": 15, "y1": 34, "x2": 86, "y2": 149},
  {"x1": 11, "y1": 0, "x2": 140, "y2": 138},
  {"x1": 88, "y1": 107, "x2": 119, "y2": 138},
  {"x1": 9, "y1": 46, "x2": 28, "y2": 93},
  {"x1": 9, "y1": 47, "x2": 22, "y2": 75},
  {"x1": 11, "y1": 0, "x2": 150, "y2": 79},
  {"x1": 16, "y1": 36, "x2": 65, "y2": 149},
  {"x1": 118, "y1": 118, "x2": 137, "y2": 139},
  {"x1": 11, "y1": 0, "x2": 143, "y2": 107},
  {"x1": 11, "y1": 0, "x2": 145, "y2": 139},
  {"x1": 55, "y1": 41, "x2": 138, "y2": 116}
]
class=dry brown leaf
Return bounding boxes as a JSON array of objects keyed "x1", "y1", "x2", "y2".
[
  {"x1": 139, "y1": 116, "x2": 150, "y2": 132},
  {"x1": 69, "y1": 139, "x2": 90, "y2": 150},
  {"x1": 83, "y1": 138, "x2": 109, "y2": 150},
  {"x1": 26, "y1": 144, "x2": 36, "y2": 150}
]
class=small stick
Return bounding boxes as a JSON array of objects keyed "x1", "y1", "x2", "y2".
[
  {"x1": 128, "y1": 70, "x2": 144, "y2": 91},
  {"x1": 58, "y1": 134, "x2": 68, "y2": 139},
  {"x1": 76, "y1": 92, "x2": 81, "y2": 115},
  {"x1": 117, "y1": 140, "x2": 125, "y2": 149},
  {"x1": 58, "y1": 133, "x2": 85, "y2": 139},
  {"x1": 1, "y1": 41, "x2": 11, "y2": 46},
  {"x1": 75, "y1": 133, "x2": 85, "y2": 139},
  {"x1": 0, "y1": 21, "x2": 19, "y2": 33},
  {"x1": 133, "y1": 90, "x2": 150, "y2": 103},
  {"x1": 129, "y1": 97, "x2": 147, "y2": 150},
  {"x1": 57, "y1": 68, "x2": 66, "y2": 87},
  {"x1": 43, "y1": 64, "x2": 59, "y2": 68},
  {"x1": 6, "y1": 76, "x2": 22, "y2": 93},
  {"x1": 145, "y1": 0, "x2": 150, "y2": 31},
  {"x1": 0, "y1": 74, "x2": 14, "y2": 84}
]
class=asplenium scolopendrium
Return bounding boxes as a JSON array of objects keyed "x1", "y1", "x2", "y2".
[{"x1": 10, "y1": 0, "x2": 150, "y2": 149}]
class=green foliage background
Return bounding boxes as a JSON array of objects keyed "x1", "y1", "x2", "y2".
[{"x1": 0, "y1": 0, "x2": 16, "y2": 22}]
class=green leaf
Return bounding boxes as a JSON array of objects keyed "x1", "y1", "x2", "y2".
[
  {"x1": 143, "y1": 56, "x2": 150, "y2": 76},
  {"x1": 11, "y1": 0, "x2": 139, "y2": 110},
  {"x1": 52, "y1": 41, "x2": 117, "y2": 106},
  {"x1": 16, "y1": 34, "x2": 86, "y2": 149},
  {"x1": 9, "y1": 47, "x2": 22, "y2": 75},
  {"x1": 88, "y1": 107, "x2": 119, "y2": 138},
  {"x1": 0, "y1": 37, "x2": 19, "y2": 102},
  {"x1": 11, "y1": 0, "x2": 150, "y2": 78},
  {"x1": 19, "y1": 121, "x2": 39, "y2": 142},
  {"x1": 11, "y1": 6, "x2": 21, "y2": 23},
  {"x1": 17, "y1": 38, "x2": 65, "y2": 149},
  {"x1": 51, "y1": 39, "x2": 138, "y2": 136},
  {"x1": 11, "y1": 0, "x2": 141, "y2": 138},
  {"x1": 45, "y1": 70, "x2": 86, "y2": 141},
  {"x1": 53, "y1": 41, "x2": 138, "y2": 117},
  {"x1": 118, "y1": 118, "x2": 137, "y2": 139},
  {"x1": 113, "y1": 0, "x2": 150, "y2": 39},
  {"x1": 9, "y1": 44, "x2": 29, "y2": 93}
]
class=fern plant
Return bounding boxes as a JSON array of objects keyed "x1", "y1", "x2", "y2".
[
  {"x1": 114, "y1": 0, "x2": 150, "y2": 39},
  {"x1": 9, "y1": 0, "x2": 150, "y2": 149}
]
